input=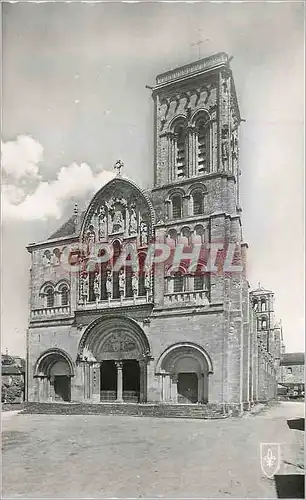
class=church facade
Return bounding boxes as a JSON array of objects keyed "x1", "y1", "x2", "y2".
[{"x1": 26, "y1": 53, "x2": 282, "y2": 414}]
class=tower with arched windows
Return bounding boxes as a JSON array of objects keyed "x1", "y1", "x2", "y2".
[{"x1": 26, "y1": 53, "x2": 280, "y2": 414}]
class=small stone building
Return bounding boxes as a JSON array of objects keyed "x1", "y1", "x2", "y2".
[
  {"x1": 26, "y1": 53, "x2": 282, "y2": 414},
  {"x1": 2, "y1": 355, "x2": 25, "y2": 403},
  {"x1": 279, "y1": 353, "x2": 304, "y2": 396}
]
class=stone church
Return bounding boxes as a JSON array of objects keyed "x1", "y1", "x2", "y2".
[{"x1": 26, "y1": 53, "x2": 282, "y2": 415}]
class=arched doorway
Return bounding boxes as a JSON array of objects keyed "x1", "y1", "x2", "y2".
[
  {"x1": 34, "y1": 348, "x2": 75, "y2": 402},
  {"x1": 78, "y1": 315, "x2": 151, "y2": 403},
  {"x1": 156, "y1": 343, "x2": 213, "y2": 404}
]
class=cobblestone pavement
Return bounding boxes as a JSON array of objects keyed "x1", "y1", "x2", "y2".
[{"x1": 2, "y1": 401, "x2": 304, "y2": 498}]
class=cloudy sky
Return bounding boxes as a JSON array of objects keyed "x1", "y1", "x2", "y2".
[{"x1": 1, "y1": 1, "x2": 304, "y2": 355}]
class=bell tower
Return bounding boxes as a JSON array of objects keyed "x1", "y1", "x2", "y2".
[{"x1": 152, "y1": 52, "x2": 241, "y2": 210}]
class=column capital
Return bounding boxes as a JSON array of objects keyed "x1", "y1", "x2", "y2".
[{"x1": 115, "y1": 360, "x2": 123, "y2": 370}]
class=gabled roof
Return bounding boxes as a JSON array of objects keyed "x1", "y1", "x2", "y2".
[
  {"x1": 47, "y1": 175, "x2": 154, "y2": 242},
  {"x1": 281, "y1": 352, "x2": 305, "y2": 366},
  {"x1": 48, "y1": 211, "x2": 85, "y2": 240}
]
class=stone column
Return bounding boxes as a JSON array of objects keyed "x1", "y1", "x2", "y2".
[
  {"x1": 170, "y1": 374, "x2": 178, "y2": 403},
  {"x1": 92, "y1": 363, "x2": 101, "y2": 403},
  {"x1": 38, "y1": 376, "x2": 47, "y2": 402},
  {"x1": 83, "y1": 362, "x2": 92, "y2": 401},
  {"x1": 162, "y1": 373, "x2": 171, "y2": 402},
  {"x1": 197, "y1": 373, "x2": 205, "y2": 404},
  {"x1": 49, "y1": 376, "x2": 55, "y2": 401},
  {"x1": 139, "y1": 360, "x2": 148, "y2": 403},
  {"x1": 115, "y1": 361, "x2": 124, "y2": 403}
]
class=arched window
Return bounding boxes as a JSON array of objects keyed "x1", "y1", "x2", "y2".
[
  {"x1": 180, "y1": 227, "x2": 191, "y2": 246},
  {"x1": 43, "y1": 250, "x2": 51, "y2": 266},
  {"x1": 193, "y1": 225, "x2": 205, "y2": 244},
  {"x1": 174, "y1": 122, "x2": 187, "y2": 179},
  {"x1": 195, "y1": 117, "x2": 210, "y2": 174},
  {"x1": 167, "y1": 229, "x2": 177, "y2": 249},
  {"x1": 45, "y1": 287, "x2": 54, "y2": 308},
  {"x1": 192, "y1": 265, "x2": 209, "y2": 292},
  {"x1": 194, "y1": 275, "x2": 204, "y2": 291},
  {"x1": 253, "y1": 299, "x2": 258, "y2": 311},
  {"x1": 60, "y1": 285, "x2": 69, "y2": 306},
  {"x1": 261, "y1": 300, "x2": 266, "y2": 312},
  {"x1": 261, "y1": 317, "x2": 267, "y2": 329},
  {"x1": 257, "y1": 318, "x2": 262, "y2": 330},
  {"x1": 125, "y1": 265, "x2": 133, "y2": 298},
  {"x1": 192, "y1": 190, "x2": 204, "y2": 215},
  {"x1": 287, "y1": 367, "x2": 292, "y2": 375},
  {"x1": 138, "y1": 253, "x2": 147, "y2": 297},
  {"x1": 173, "y1": 272, "x2": 184, "y2": 293},
  {"x1": 172, "y1": 195, "x2": 182, "y2": 219},
  {"x1": 52, "y1": 248, "x2": 61, "y2": 265}
]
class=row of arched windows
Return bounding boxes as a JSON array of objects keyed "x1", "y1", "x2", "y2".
[
  {"x1": 165, "y1": 265, "x2": 210, "y2": 294},
  {"x1": 80, "y1": 241, "x2": 149, "y2": 303},
  {"x1": 253, "y1": 298, "x2": 268, "y2": 312},
  {"x1": 41, "y1": 283, "x2": 70, "y2": 308},
  {"x1": 171, "y1": 114, "x2": 210, "y2": 180},
  {"x1": 166, "y1": 224, "x2": 208, "y2": 247},
  {"x1": 168, "y1": 188, "x2": 206, "y2": 220}
]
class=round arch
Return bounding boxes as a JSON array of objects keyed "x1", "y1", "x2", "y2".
[
  {"x1": 80, "y1": 177, "x2": 155, "y2": 242},
  {"x1": 78, "y1": 314, "x2": 151, "y2": 362},
  {"x1": 34, "y1": 348, "x2": 75, "y2": 378},
  {"x1": 156, "y1": 342, "x2": 213, "y2": 374},
  {"x1": 190, "y1": 108, "x2": 211, "y2": 125}
]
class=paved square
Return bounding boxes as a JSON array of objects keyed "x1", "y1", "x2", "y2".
[{"x1": 2, "y1": 402, "x2": 304, "y2": 498}]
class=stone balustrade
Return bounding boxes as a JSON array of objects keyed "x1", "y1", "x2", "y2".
[
  {"x1": 164, "y1": 290, "x2": 210, "y2": 307},
  {"x1": 77, "y1": 295, "x2": 151, "y2": 310},
  {"x1": 31, "y1": 305, "x2": 71, "y2": 319}
]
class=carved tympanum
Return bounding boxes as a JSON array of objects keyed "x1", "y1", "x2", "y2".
[{"x1": 103, "y1": 332, "x2": 138, "y2": 352}]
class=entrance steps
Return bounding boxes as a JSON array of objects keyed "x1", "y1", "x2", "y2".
[{"x1": 23, "y1": 402, "x2": 229, "y2": 419}]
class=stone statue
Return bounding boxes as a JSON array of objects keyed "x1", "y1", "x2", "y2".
[
  {"x1": 221, "y1": 126, "x2": 229, "y2": 167},
  {"x1": 132, "y1": 272, "x2": 138, "y2": 295},
  {"x1": 144, "y1": 272, "x2": 150, "y2": 290},
  {"x1": 119, "y1": 269, "x2": 125, "y2": 294},
  {"x1": 129, "y1": 207, "x2": 138, "y2": 234},
  {"x1": 106, "y1": 269, "x2": 112, "y2": 296},
  {"x1": 98, "y1": 206, "x2": 107, "y2": 240},
  {"x1": 93, "y1": 272, "x2": 100, "y2": 300},
  {"x1": 222, "y1": 140, "x2": 229, "y2": 162},
  {"x1": 112, "y1": 208, "x2": 124, "y2": 233},
  {"x1": 86, "y1": 226, "x2": 96, "y2": 255},
  {"x1": 140, "y1": 221, "x2": 148, "y2": 246},
  {"x1": 79, "y1": 273, "x2": 89, "y2": 303}
]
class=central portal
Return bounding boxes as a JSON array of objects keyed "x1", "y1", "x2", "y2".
[
  {"x1": 100, "y1": 359, "x2": 140, "y2": 402},
  {"x1": 78, "y1": 314, "x2": 150, "y2": 404}
]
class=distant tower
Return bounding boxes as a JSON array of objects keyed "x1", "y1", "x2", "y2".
[{"x1": 250, "y1": 284, "x2": 275, "y2": 352}]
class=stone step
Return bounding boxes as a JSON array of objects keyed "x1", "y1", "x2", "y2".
[{"x1": 23, "y1": 402, "x2": 228, "y2": 419}]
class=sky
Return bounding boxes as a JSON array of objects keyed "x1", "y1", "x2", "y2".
[{"x1": 1, "y1": 1, "x2": 305, "y2": 355}]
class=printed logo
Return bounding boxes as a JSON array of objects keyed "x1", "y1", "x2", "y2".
[{"x1": 260, "y1": 443, "x2": 281, "y2": 478}]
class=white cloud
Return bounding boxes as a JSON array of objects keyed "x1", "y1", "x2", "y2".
[
  {"x1": 1, "y1": 135, "x2": 43, "y2": 180},
  {"x1": 1, "y1": 136, "x2": 115, "y2": 220}
]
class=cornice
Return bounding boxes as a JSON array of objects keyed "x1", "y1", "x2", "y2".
[
  {"x1": 27, "y1": 235, "x2": 79, "y2": 252},
  {"x1": 152, "y1": 171, "x2": 236, "y2": 192},
  {"x1": 154, "y1": 53, "x2": 229, "y2": 89}
]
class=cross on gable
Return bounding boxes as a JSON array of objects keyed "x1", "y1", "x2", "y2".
[{"x1": 114, "y1": 160, "x2": 124, "y2": 176}]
